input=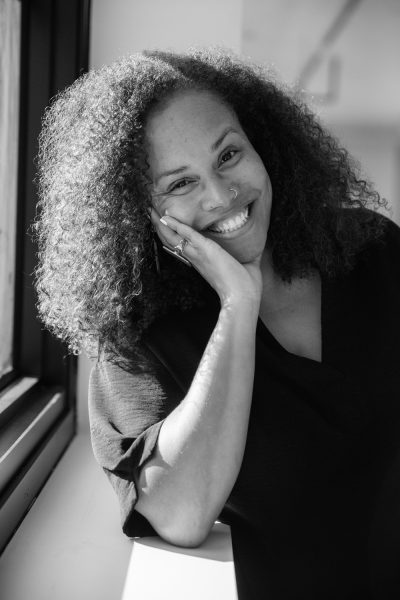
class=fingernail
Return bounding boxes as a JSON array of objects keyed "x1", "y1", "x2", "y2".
[{"x1": 160, "y1": 217, "x2": 168, "y2": 226}]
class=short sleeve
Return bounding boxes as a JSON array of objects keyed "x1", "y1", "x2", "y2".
[{"x1": 88, "y1": 355, "x2": 182, "y2": 537}]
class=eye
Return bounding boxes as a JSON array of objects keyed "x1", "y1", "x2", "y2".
[
  {"x1": 219, "y1": 149, "x2": 238, "y2": 166},
  {"x1": 168, "y1": 178, "x2": 198, "y2": 195},
  {"x1": 170, "y1": 179, "x2": 189, "y2": 191}
]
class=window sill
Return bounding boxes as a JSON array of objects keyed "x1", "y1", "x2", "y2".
[
  {"x1": 0, "y1": 433, "x2": 132, "y2": 600},
  {"x1": 0, "y1": 430, "x2": 238, "y2": 600},
  {"x1": 123, "y1": 523, "x2": 237, "y2": 600},
  {"x1": 0, "y1": 380, "x2": 73, "y2": 552}
]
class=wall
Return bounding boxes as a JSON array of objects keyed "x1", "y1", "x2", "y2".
[
  {"x1": 78, "y1": 0, "x2": 244, "y2": 427},
  {"x1": 90, "y1": 0, "x2": 243, "y2": 69}
]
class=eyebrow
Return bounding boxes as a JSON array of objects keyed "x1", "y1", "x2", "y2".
[
  {"x1": 155, "y1": 126, "x2": 239, "y2": 184},
  {"x1": 211, "y1": 126, "x2": 238, "y2": 151},
  {"x1": 154, "y1": 165, "x2": 188, "y2": 185}
]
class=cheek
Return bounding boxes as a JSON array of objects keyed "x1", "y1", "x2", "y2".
[
  {"x1": 254, "y1": 162, "x2": 270, "y2": 189},
  {"x1": 240, "y1": 155, "x2": 269, "y2": 189},
  {"x1": 157, "y1": 197, "x2": 198, "y2": 227},
  {"x1": 151, "y1": 196, "x2": 164, "y2": 216},
  {"x1": 254, "y1": 164, "x2": 272, "y2": 205}
]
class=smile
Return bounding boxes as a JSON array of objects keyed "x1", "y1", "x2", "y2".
[{"x1": 207, "y1": 205, "x2": 250, "y2": 234}]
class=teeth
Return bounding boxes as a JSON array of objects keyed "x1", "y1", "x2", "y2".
[{"x1": 208, "y1": 206, "x2": 249, "y2": 233}]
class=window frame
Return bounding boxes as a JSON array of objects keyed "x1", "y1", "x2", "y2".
[{"x1": 0, "y1": 0, "x2": 91, "y2": 554}]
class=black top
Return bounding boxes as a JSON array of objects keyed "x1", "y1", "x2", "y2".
[{"x1": 89, "y1": 215, "x2": 400, "y2": 599}]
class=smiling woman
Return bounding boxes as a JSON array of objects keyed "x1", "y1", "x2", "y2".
[
  {"x1": 35, "y1": 48, "x2": 400, "y2": 599},
  {"x1": 146, "y1": 89, "x2": 271, "y2": 264}
]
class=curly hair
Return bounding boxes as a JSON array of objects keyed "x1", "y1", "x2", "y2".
[{"x1": 34, "y1": 47, "x2": 387, "y2": 366}]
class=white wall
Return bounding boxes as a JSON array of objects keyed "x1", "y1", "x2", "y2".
[
  {"x1": 78, "y1": 0, "x2": 244, "y2": 428},
  {"x1": 90, "y1": 0, "x2": 243, "y2": 69}
]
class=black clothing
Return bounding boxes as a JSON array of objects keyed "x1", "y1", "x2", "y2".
[{"x1": 89, "y1": 216, "x2": 400, "y2": 599}]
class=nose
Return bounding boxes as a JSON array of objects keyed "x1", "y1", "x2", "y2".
[{"x1": 200, "y1": 175, "x2": 232, "y2": 212}]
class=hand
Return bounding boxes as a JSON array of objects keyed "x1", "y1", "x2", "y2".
[{"x1": 150, "y1": 208, "x2": 262, "y2": 306}]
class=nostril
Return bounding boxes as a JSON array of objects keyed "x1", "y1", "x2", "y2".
[{"x1": 202, "y1": 185, "x2": 233, "y2": 211}]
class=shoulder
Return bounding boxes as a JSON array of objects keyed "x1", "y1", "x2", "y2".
[
  {"x1": 324, "y1": 210, "x2": 400, "y2": 312},
  {"x1": 358, "y1": 211, "x2": 400, "y2": 274},
  {"x1": 377, "y1": 212, "x2": 400, "y2": 252},
  {"x1": 341, "y1": 211, "x2": 400, "y2": 303},
  {"x1": 88, "y1": 349, "x2": 181, "y2": 441}
]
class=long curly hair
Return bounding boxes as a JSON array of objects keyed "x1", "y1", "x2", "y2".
[{"x1": 34, "y1": 48, "x2": 387, "y2": 366}]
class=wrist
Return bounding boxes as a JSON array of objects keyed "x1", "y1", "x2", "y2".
[{"x1": 220, "y1": 293, "x2": 261, "y2": 315}]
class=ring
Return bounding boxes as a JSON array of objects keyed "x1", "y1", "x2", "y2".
[
  {"x1": 162, "y1": 242, "x2": 191, "y2": 267},
  {"x1": 229, "y1": 188, "x2": 238, "y2": 200},
  {"x1": 173, "y1": 238, "x2": 188, "y2": 257}
]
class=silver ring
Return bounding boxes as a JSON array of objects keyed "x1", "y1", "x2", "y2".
[
  {"x1": 162, "y1": 244, "x2": 191, "y2": 267},
  {"x1": 173, "y1": 238, "x2": 188, "y2": 256},
  {"x1": 229, "y1": 187, "x2": 238, "y2": 200}
]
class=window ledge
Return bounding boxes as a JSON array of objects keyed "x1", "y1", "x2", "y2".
[
  {"x1": 0, "y1": 377, "x2": 38, "y2": 417},
  {"x1": 0, "y1": 432, "x2": 237, "y2": 600},
  {"x1": 0, "y1": 433, "x2": 132, "y2": 600},
  {"x1": 123, "y1": 523, "x2": 238, "y2": 600}
]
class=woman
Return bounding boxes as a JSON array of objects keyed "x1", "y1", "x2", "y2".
[{"x1": 35, "y1": 49, "x2": 400, "y2": 598}]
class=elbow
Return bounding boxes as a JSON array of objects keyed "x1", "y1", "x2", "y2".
[
  {"x1": 135, "y1": 489, "x2": 216, "y2": 547},
  {"x1": 154, "y1": 515, "x2": 214, "y2": 548},
  {"x1": 158, "y1": 526, "x2": 210, "y2": 548}
]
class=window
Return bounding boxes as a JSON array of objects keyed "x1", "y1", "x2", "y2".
[
  {"x1": 0, "y1": 0, "x2": 91, "y2": 554},
  {"x1": 0, "y1": 0, "x2": 20, "y2": 382}
]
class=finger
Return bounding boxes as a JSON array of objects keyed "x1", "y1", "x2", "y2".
[
  {"x1": 150, "y1": 208, "x2": 182, "y2": 248},
  {"x1": 157, "y1": 216, "x2": 200, "y2": 265},
  {"x1": 159, "y1": 215, "x2": 204, "y2": 248}
]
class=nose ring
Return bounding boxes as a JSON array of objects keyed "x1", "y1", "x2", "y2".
[{"x1": 229, "y1": 187, "x2": 238, "y2": 200}]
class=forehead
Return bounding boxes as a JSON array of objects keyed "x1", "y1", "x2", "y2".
[{"x1": 145, "y1": 90, "x2": 239, "y2": 151}]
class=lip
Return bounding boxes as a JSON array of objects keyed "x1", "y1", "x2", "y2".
[
  {"x1": 203, "y1": 201, "x2": 255, "y2": 238},
  {"x1": 203, "y1": 201, "x2": 253, "y2": 234}
]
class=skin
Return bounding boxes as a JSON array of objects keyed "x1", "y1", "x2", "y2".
[
  {"x1": 146, "y1": 89, "x2": 272, "y2": 268},
  {"x1": 134, "y1": 90, "x2": 321, "y2": 547}
]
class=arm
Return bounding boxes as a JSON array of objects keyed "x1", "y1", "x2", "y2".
[{"x1": 135, "y1": 213, "x2": 262, "y2": 547}]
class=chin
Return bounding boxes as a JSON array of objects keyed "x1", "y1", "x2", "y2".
[{"x1": 224, "y1": 239, "x2": 266, "y2": 264}]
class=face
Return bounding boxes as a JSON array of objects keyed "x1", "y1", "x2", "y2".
[{"x1": 145, "y1": 89, "x2": 272, "y2": 263}]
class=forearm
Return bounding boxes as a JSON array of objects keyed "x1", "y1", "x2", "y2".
[{"x1": 135, "y1": 298, "x2": 259, "y2": 546}]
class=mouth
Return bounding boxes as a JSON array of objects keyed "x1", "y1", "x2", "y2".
[{"x1": 206, "y1": 203, "x2": 253, "y2": 235}]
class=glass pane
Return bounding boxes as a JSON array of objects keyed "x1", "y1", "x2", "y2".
[{"x1": 0, "y1": 0, "x2": 21, "y2": 378}]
